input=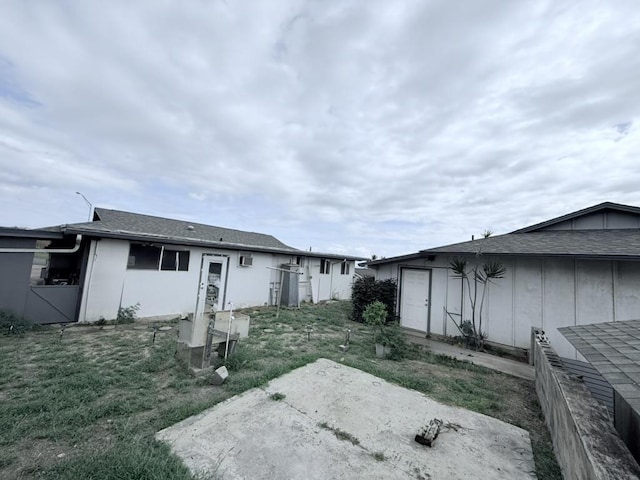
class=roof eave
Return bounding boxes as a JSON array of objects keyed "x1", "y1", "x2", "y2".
[
  {"x1": 63, "y1": 227, "x2": 298, "y2": 254},
  {"x1": 421, "y1": 250, "x2": 640, "y2": 261},
  {"x1": 64, "y1": 226, "x2": 365, "y2": 260},
  {"x1": 367, "y1": 252, "x2": 429, "y2": 267},
  {"x1": 0, "y1": 227, "x2": 66, "y2": 240}
]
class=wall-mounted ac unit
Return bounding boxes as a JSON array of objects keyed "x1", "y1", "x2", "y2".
[{"x1": 239, "y1": 255, "x2": 253, "y2": 267}]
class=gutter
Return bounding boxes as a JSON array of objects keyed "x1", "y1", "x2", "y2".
[
  {"x1": 0, "y1": 234, "x2": 82, "y2": 253},
  {"x1": 65, "y1": 228, "x2": 366, "y2": 261}
]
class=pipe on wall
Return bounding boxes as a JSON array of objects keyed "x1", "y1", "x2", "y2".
[{"x1": 0, "y1": 235, "x2": 82, "y2": 254}]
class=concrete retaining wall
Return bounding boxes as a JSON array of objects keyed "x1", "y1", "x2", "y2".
[{"x1": 533, "y1": 331, "x2": 640, "y2": 479}]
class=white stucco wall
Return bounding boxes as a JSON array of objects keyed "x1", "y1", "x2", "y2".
[
  {"x1": 79, "y1": 239, "x2": 128, "y2": 322},
  {"x1": 120, "y1": 252, "x2": 201, "y2": 317},
  {"x1": 304, "y1": 258, "x2": 355, "y2": 303},
  {"x1": 79, "y1": 239, "x2": 357, "y2": 322},
  {"x1": 375, "y1": 255, "x2": 640, "y2": 358}
]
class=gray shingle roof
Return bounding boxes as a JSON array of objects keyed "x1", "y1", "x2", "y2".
[
  {"x1": 559, "y1": 320, "x2": 640, "y2": 416},
  {"x1": 56, "y1": 208, "x2": 365, "y2": 260},
  {"x1": 366, "y1": 202, "x2": 640, "y2": 267},
  {"x1": 421, "y1": 229, "x2": 640, "y2": 259},
  {"x1": 65, "y1": 208, "x2": 297, "y2": 252}
]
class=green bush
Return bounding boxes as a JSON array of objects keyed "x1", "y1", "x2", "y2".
[
  {"x1": 363, "y1": 301, "x2": 387, "y2": 327},
  {"x1": 362, "y1": 301, "x2": 408, "y2": 360},
  {"x1": 351, "y1": 277, "x2": 397, "y2": 323}
]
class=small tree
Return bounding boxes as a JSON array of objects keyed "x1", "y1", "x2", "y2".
[
  {"x1": 363, "y1": 301, "x2": 407, "y2": 359},
  {"x1": 447, "y1": 232, "x2": 506, "y2": 350},
  {"x1": 363, "y1": 301, "x2": 388, "y2": 345}
]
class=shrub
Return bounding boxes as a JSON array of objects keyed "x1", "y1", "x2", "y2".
[
  {"x1": 351, "y1": 277, "x2": 397, "y2": 323},
  {"x1": 362, "y1": 301, "x2": 408, "y2": 360},
  {"x1": 362, "y1": 300, "x2": 388, "y2": 327}
]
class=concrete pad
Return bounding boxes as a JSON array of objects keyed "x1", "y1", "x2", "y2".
[{"x1": 156, "y1": 359, "x2": 536, "y2": 479}]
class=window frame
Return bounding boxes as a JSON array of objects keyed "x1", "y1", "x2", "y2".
[
  {"x1": 340, "y1": 261, "x2": 350, "y2": 275},
  {"x1": 127, "y1": 243, "x2": 162, "y2": 270},
  {"x1": 128, "y1": 243, "x2": 190, "y2": 271},
  {"x1": 320, "y1": 258, "x2": 330, "y2": 274}
]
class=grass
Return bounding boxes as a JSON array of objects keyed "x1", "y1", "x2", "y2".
[{"x1": 0, "y1": 301, "x2": 561, "y2": 479}]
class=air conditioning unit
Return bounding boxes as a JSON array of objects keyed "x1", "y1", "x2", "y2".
[{"x1": 239, "y1": 255, "x2": 253, "y2": 267}]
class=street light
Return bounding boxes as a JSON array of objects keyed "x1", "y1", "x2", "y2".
[{"x1": 75, "y1": 192, "x2": 93, "y2": 221}]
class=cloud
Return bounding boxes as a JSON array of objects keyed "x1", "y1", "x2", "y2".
[{"x1": 0, "y1": 0, "x2": 639, "y2": 257}]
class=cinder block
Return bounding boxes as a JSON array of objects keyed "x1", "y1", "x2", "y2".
[{"x1": 211, "y1": 366, "x2": 229, "y2": 386}]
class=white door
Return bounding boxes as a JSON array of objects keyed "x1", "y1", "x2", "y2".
[
  {"x1": 195, "y1": 255, "x2": 228, "y2": 322},
  {"x1": 400, "y1": 268, "x2": 431, "y2": 331}
]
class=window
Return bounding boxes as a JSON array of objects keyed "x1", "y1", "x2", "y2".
[
  {"x1": 161, "y1": 249, "x2": 190, "y2": 271},
  {"x1": 320, "y1": 258, "x2": 330, "y2": 274},
  {"x1": 294, "y1": 256, "x2": 302, "y2": 266},
  {"x1": 128, "y1": 244, "x2": 161, "y2": 269},
  {"x1": 128, "y1": 243, "x2": 189, "y2": 271},
  {"x1": 340, "y1": 261, "x2": 350, "y2": 275}
]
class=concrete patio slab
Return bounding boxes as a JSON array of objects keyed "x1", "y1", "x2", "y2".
[{"x1": 156, "y1": 359, "x2": 537, "y2": 479}]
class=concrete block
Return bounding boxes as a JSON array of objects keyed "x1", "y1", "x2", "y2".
[
  {"x1": 214, "y1": 311, "x2": 250, "y2": 338},
  {"x1": 211, "y1": 366, "x2": 229, "y2": 386}
]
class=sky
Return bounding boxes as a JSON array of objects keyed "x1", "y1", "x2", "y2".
[{"x1": 1, "y1": 1, "x2": 639, "y2": 259}]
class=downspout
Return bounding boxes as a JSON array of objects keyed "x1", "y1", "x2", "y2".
[
  {"x1": 0, "y1": 234, "x2": 82, "y2": 253},
  {"x1": 78, "y1": 240, "x2": 98, "y2": 322}
]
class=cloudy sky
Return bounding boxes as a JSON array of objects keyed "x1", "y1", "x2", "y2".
[{"x1": 1, "y1": 1, "x2": 639, "y2": 258}]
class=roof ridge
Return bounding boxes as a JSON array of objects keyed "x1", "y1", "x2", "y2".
[{"x1": 93, "y1": 208, "x2": 280, "y2": 239}]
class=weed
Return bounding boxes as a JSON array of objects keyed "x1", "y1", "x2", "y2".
[
  {"x1": 116, "y1": 303, "x2": 140, "y2": 324},
  {"x1": 269, "y1": 392, "x2": 286, "y2": 401},
  {"x1": 224, "y1": 346, "x2": 260, "y2": 372},
  {"x1": 317, "y1": 422, "x2": 360, "y2": 445},
  {"x1": 0, "y1": 309, "x2": 37, "y2": 335},
  {"x1": 371, "y1": 452, "x2": 386, "y2": 462}
]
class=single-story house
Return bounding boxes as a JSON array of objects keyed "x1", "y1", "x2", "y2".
[
  {"x1": 0, "y1": 208, "x2": 364, "y2": 324},
  {"x1": 368, "y1": 202, "x2": 640, "y2": 360}
]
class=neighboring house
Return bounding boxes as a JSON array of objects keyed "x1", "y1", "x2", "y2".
[
  {"x1": 560, "y1": 320, "x2": 640, "y2": 464},
  {"x1": 0, "y1": 209, "x2": 364, "y2": 324},
  {"x1": 368, "y1": 202, "x2": 640, "y2": 360},
  {"x1": 354, "y1": 268, "x2": 376, "y2": 279}
]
